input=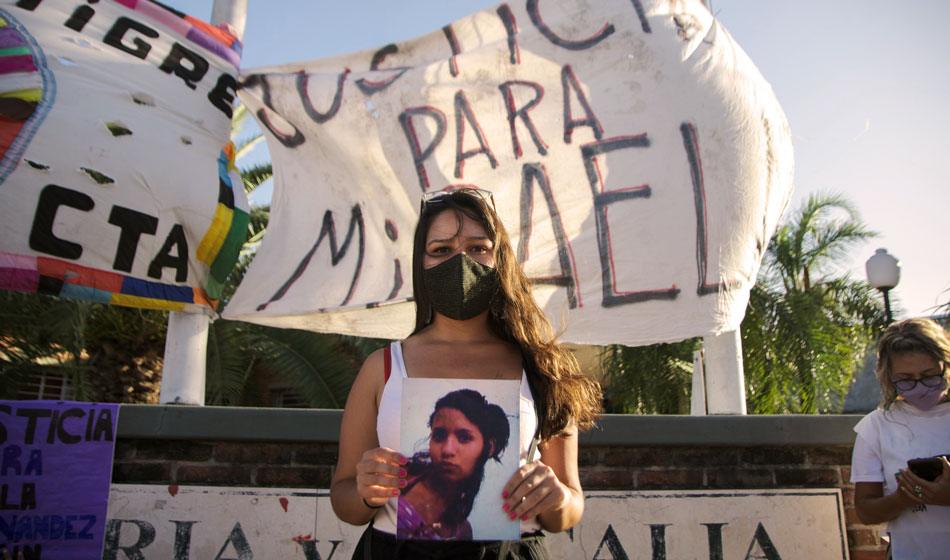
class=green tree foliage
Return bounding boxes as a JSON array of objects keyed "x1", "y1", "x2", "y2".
[
  {"x1": 932, "y1": 292, "x2": 950, "y2": 322},
  {"x1": 205, "y1": 320, "x2": 387, "y2": 408},
  {"x1": 0, "y1": 290, "x2": 166, "y2": 403},
  {"x1": 0, "y1": 291, "x2": 89, "y2": 399},
  {"x1": 740, "y1": 192, "x2": 887, "y2": 413},
  {"x1": 600, "y1": 338, "x2": 699, "y2": 414}
]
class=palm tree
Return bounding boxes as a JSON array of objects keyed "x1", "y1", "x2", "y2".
[
  {"x1": 0, "y1": 290, "x2": 166, "y2": 403},
  {"x1": 205, "y1": 320, "x2": 386, "y2": 408},
  {"x1": 599, "y1": 192, "x2": 886, "y2": 415},
  {"x1": 741, "y1": 192, "x2": 887, "y2": 413},
  {"x1": 1, "y1": 290, "x2": 90, "y2": 399},
  {"x1": 599, "y1": 338, "x2": 699, "y2": 414}
]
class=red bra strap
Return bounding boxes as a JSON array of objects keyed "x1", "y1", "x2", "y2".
[{"x1": 383, "y1": 345, "x2": 392, "y2": 384}]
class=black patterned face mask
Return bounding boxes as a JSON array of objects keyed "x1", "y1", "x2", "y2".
[{"x1": 422, "y1": 253, "x2": 498, "y2": 320}]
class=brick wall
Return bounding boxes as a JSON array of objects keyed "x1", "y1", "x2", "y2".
[
  {"x1": 113, "y1": 439, "x2": 336, "y2": 489},
  {"x1": 577, "y1": 445, "x2": 886, "y2": 560},
  {"x1": 112, "y1": 406, "x2": 887, "y2": 559}
]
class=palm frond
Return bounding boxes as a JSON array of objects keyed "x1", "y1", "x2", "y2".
[
  {"x1": 241, "y1": 163, "x2": 273, "y2": 194},
  {"x1": 600, "y1": 338, "x2": 698, "y2": 414},
  {"x1": 230, "y1": 103, "x2": 251, "y2": 139},
  {"x1": 235, "y1": 135, "x2": 265, "y2": 161},
  {"x1": 205, "y1": 320, "x2": 258, "y2": 406},
  {"x1": 251, "y1": 326, "x2": 364, "y2": 409}
]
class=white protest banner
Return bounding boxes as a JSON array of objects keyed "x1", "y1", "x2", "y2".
[
  {"x1": 227, "y1": 0, "x2": 793, "y2": 346},
  {"x1": 0, "y1": 0, "x2": 247, "y2": 314}
]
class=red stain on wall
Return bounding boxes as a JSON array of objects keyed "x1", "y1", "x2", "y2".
[
  {"x1": 292, "y1": 533, "x2": 314, "y2": 542},
  {"x1": 168, "y1": 485, "x2": 179, "y2": 497},
  {"x1": 279, "y1": 497, "x2": 289, "y2": 512}
]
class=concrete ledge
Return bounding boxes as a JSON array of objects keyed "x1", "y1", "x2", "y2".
[
  {"x1": 116, "y1": 405, "x2": 862, "y2": 446},
  {"x1": 117, "y1": 404, "x2": 342, "y2": 442},
  {"x1": 585, "y1": 414, "x2": 861, "y2": 446}
]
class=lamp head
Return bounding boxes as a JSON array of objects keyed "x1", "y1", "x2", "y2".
[{"x1": 865, "y1": 248, "x2": 901, "y2": 290}]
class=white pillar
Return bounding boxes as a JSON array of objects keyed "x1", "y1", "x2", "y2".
[
  {"x1": 690, "y1": 349, "x2": 707, "y2": 415},
  {"x1": 211, "y1": 0, "x2": 248, "y2": 39},
  {"x1": 159, "y1": 0, "x2": 247, "y2": 405},
  {"x1": 159, "y1": 312, "x2": 210, "y2": 405},
  {"x1": 702, "y1": 328, "x2": 747, "y2": 414}
]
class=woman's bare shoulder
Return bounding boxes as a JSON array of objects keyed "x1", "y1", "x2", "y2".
[
  {"x1": 350, "y1": 346, "x2": 389, "y2": 399},
  {"x1": 363, "y1": 345, "x2": 388, "y2": 367}
]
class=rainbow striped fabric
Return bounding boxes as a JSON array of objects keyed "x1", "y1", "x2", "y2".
[
  {"x1": 0, "y1": 9, "x2": 53, "y2": 184},
  {"x1": 112, "y1": 0, "x2": 242, "y2": 69},
  {"x1": 197, "y1": 142, "x2": 250, "y2": 302},
  {"x1": 0, "y1": 250, "x2": 216, "y2": 311}
]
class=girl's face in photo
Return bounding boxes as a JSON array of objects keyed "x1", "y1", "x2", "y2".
[
  {"x1": 423, "y1": 211, "x2": 495, "y2": 270},
  {"x1": 429, "y1": 407, "x2": 486, "y2": 481}
]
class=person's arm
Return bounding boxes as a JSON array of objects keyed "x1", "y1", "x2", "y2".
[
  {"x1": 329, "y1": 349, "x2": 407, "y2": 525},
  {"x1": 500, "y1": 425, "x2": 584, "y2": 532},
  {"x1": 854, "y1": 455, "x2": 950, "y2": 524},
  {"x1": 850, "y1": 422, "x2": 913, "y2": 524},
  {"x1": 854, "y1": 480, "x2": 916, "y2": 524}
]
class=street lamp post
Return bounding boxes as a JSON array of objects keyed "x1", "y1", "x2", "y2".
[{"x1": 865, "y1": 248, "x2": 901, "y2": 324}]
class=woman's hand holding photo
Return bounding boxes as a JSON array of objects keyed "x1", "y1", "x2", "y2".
[
  {"x1": 356, "y1": 447, "x2": 407, "y2": 508},
  {"x1": 501, "y1": 460, "x2": 573, "y2": 522},
  {"x1": 501, "y1": 427, "x2": 584, "y2": 532}
]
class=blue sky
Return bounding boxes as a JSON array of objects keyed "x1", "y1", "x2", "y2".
[{"x1": 178, "y1": 0, "x2": 949, "y2": 320}]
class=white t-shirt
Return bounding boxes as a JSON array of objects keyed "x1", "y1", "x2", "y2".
[
  {"x1": 851, "y1": 400, "x2": 950, "y2": 559},
  {"x1": 373, "y1": 341, "x2": 541, "y2": 536}
]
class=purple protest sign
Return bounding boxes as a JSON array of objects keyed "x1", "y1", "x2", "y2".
[{"x1": 0, "y1": 400, "x2": 119, "y2": 559}]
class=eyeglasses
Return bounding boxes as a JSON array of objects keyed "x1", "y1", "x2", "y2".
[
  {"x1": 420, "y1": 187, "x2": 496, "y2": 212},
  {"x1": 890, "y1": 373, "x2": 946, "y2": 392}
]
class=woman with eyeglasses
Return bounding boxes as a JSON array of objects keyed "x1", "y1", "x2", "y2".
[
  {"x1": 851, "y1": 318, "x2": 950, "y2": 559},
  {"x1": 330, "y1": 187, "x2": 602, "y2": 559}
]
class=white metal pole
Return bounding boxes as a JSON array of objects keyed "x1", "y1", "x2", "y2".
[
  {"x1": 159, "y1": 312, "x2": 210, "y2": 405},
  {"x1": 702, "y1": 328, "x2": 747, "y2": 414},
  {"x1": 690, "y1": 349, "x2": 707, "y2": 415},
  {"x1": 159, "y1": 0, "x2": 247, "y2": 405},
  {"x1": 211, "y1": 0, "x2": 248, "y2": 39}
]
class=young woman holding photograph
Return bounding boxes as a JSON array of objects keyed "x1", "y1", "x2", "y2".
[
  {"x1": 330, "y1": 188, "x2": 602, "y2": 559},
  {"x1": 851, "y1": 318, "x2": 950, "y2": 559}
]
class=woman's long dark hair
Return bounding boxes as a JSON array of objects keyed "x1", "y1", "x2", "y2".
[
  {"x1": 406, "y1": 389, "x2": 509, "y2": 528},
  {"x1": 410, "y1": 188, "x2": 602, "y2": 439}
]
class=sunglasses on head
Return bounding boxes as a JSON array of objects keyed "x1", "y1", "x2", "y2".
[{"x1": 420, "y1": 187, "x2": 496, "y2": 212}]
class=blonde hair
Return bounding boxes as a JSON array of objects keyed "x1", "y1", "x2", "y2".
[{"x1": 875, "y1": 318, "x2": 950, "y2": 407}]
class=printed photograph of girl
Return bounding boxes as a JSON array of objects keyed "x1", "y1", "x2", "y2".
[{"x1": 398, "y1": 378, "x2": 520, "y2": 541}]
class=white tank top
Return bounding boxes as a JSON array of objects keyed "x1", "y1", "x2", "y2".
[{"x1": 373, "y1": 340, "x2": 541, "y2": 535}]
